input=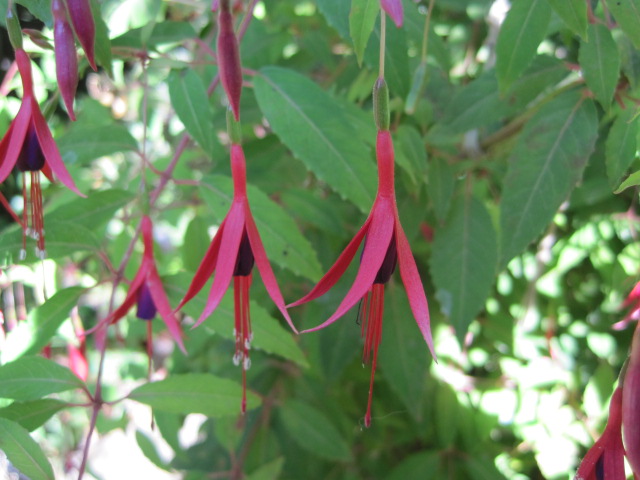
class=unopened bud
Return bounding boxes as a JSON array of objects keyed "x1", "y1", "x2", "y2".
[
  {"x1": 6, "y1": 7, "x2": 23, "y2": 51},
  {"x1": 373, "y1": 77, "x2": 390, "y2": 131}
]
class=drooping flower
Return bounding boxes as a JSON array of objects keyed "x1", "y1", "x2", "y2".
[
  {"x1": 622, "y1": 321, "x2": 640, "y2": 477},
  {"x1": 65, "y1": 0, "x2": 96, "y2": 71},
  {"x1": 216, "y1": 0, "x2": 242, "y2": 121},
  {"x1": 288, "y1": 78, "x2": 435, "y2": 427},
  {"x1": 575, "y1": 387, "x2": 625, "y2": 480},
  {"x1": 380, "y1": 0, "x2": 403, "y2": 28},
  {"x1": 52, "y1": 0, "x2": 79, "y2": 120},
  {"x1": 176, "y1": 138, "x2": 297, "y2": 413},
  {"x1": 0, "y1": 48, "x2": 84, "y2": 259},
  {"x1": 89, "y1": 216, "x2": 186, "y2": 356},
  {"x1": 614, "y1": 280, "x2": 640, "y2": 330}
]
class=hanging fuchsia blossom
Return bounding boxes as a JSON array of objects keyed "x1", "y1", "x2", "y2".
[
  {"x1": 90, "y1": 216, "x2": 186, "y2": 355},
  {"x1": 381, "y1": 0, "x2": 403, "y2": 28},
  {"x1": 575, "y1": 387, "x2": 625, "y2": 480},
  {"x1": 52, "y1": 0, "x2": 79, "y2": 120},
  {"x1": 176, "y1": 139, "x2": 296, "y2": 413},
  {"x1": 289, "y1": 78, "x2": 434, "y2": 427},
  {"x1": 0, "y1": 48, "x2": 83, "y2": 259},
  {"x1": 65, "y1": 0, "x2": 96, "y2": 70},
  {"x1": 216, "y1": 0, "x2": 242, "y2": 121}
]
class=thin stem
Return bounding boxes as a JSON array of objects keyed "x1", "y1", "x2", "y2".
[
  {"x1": 421, "y1": 0, "x2": 436, "y2": 63},
  {"x1": 379, "y1": 10, "x2": 386, "y2": 78}
]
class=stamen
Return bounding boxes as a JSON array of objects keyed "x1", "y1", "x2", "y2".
[{"x1": 233, "y1": 274, "x2": 253, "y2": 414}]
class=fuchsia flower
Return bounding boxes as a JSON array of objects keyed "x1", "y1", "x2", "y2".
[
  {"x1": 90, "y1": 216, "x2": 186, "y2": 355},
  {"x1": 176, "y1": 142, "x2": 297, "y2": 413},
  {"x1": 575, "y1": 387, "x2": 625, "y2": 480},
  {"x1": 65, "y1": 0, "x2": 96, "y2": 71},
  {"x1": 0, "y1": 48, "x2": 83, "y2": 259},
  {"x1": 52, "y1": 0, "x2": 79, "y2": 120},
  {"x1": 381, "y1": 0, "x2": 403, "y2": 28},
  {"x1": 289, "y1": 83, "x2": 435, "y2": 426},
  {"x1": 615, "y1": 280, "x2": 640, "y2": 330}
]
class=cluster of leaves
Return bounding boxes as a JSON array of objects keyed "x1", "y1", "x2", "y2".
[{"x1": 0, "y1": 0, "x2": 639, "y2": 479}]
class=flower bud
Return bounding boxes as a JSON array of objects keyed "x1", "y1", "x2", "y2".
[
  {"x1": 6, "y1": 7, "x2": 23, "y2": 51},
  {"x1": 66, "y1": 0, "x2": 96, "y2": 71},
  {"x1": 373, "y1": 77, "x2": 390, "y2": 132},
  {"x1": 381, "y1": 0, "x2": 404, "y2": 28},
  {"x1": 217, "y1": 4, "x2": 242, "y2": 121},
  {"x1": 52, "y1": 0, "x2": 79, "y2": 120}
]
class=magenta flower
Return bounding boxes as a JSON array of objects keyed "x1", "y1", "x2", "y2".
[
  {"x1": 575, "y1": 387, "x2": 625, "y2": 480},
  {"x1": 90, "y1": 216, "x2": 186, "y2": 355},
  {"x1": 381, "y1": 0, "x2": 403, "y2": 28},
  {"x1": 289, "y1": 129, "x2": 435, "y2": 427},
  {"x1": 176, "y1": 143, "x2": 296, "y2": 412},
  {"x1": 0, "y1": 48, "x2": 83, "y2": 259}
]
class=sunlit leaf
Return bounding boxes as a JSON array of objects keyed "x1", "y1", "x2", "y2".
[
  {"x1": 350, "y1": 0, "x2": 378, "y2": 65},
  {"x1": 608, "y1": 0, "x2": 640, "y2": 49},
  {"x1": 129, "y1": 374, "x2": 260, "y2": 416},
  {"x1": 579, "y1": 24, "x2": 620, "y2": 108},
  {"x1": 606, "y1": 108, "x2": 639, "y2": 189},
  {"x1": 0, "y1": 356, "x2": 86, "y2": 401},
  {"x1": 0, "y1": 418, "x2": 54, "y2": 480},
  {"x1": 0, "y1": 399, "x2": 67, "y2": 432}
]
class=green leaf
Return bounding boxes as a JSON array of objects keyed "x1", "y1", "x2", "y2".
[
  {"x1": 254, "y1": 67, "x2": 376, "y2": 212},
  {"x1": 47, "y1": 189, "x2": 135, "y2": 231},
  {"x1": 1, "y1": 287, "x2": 85, "y2": 362},
  {"x1": 0, "y1": 221, "x2": 100, "y2": 262},
  {"x1": 379, "y1": 283, "x2": 431, "y2": 421},
  {"x1": 387, "y1": 451, "x2": 442, "y2": 480},
  {"x1": 316, "y1": 0, "x2": 351, "y2": 39},
  {"x1": 428, "y1": 157, "x2": 456, "y2": 223},
  {"x1": 0, "y1": 399, "x2": 66, "y2": 431},
  {"x1": 168, "y1": 69, "x2": 214, "y2": 156},
  {"x1": 608, "y1": 0, "x2": 640, "y2": 49},
  {"x1": 606, "y1": 109, "x2": 639, "y2": 189},
  {"x1": 164, "y1": 273, "x2": 309, "y2": 368},
  {"x1": 182, "y1": 216, "x2": 211, "y2": 272},
  {"x1": 57, "y1": 124, "x2": 138, "y2": 166},
  {"x1": 443, "y1": 73, "x2": 510, "y2": 133},
  {"x1": 496, "y1": 0, "x2": 552, "y2": 91},
  {"x1": 0, "y1": 356, "x2": 85, "y2": 401},
  {"x1": 245, "y1": 457, "x2": 285, "y2": 480},
  {"x1": 431, "y1": 195, "x2": 498, "y2": 342},
  {"x1": 546, "y1": 0, "x2": 587, "y2": 39},
  {"x1": 500, "y1": 93, "x2": 598, "y2": 264},
  {"x1": 135, "y1": 430, "x2": 169, "y2": 470},
  {"x1": 129, "y1": 374, "x2": 260, "y2": 416},
  {"x1": 113, "y1": 22, "x2": 197, "y2": 50},
  {"x1": 0, "y1": 418, "x2": 54, "y2": 480},
  {"x1": 350, "y1": 0, "x2": 379, "y2": 65},
  {"x1": 579, "y1": 23, "x2": 620, "y2": 108},
  {"x1": 279, "y1": 400, "x2": 351, "y2": 462},
  {"x1": 395, "y1": 125, "x2": 427, "y2": 185},
  {"x1": 16, "y1": 0, "x2": 53, "y2": 26},
  {"x1": 615, "y1": 169, "x2": 640, "y2": 193},
  {"x1": 200, "y1": 174, "x2": 322, "y2": 281}
]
